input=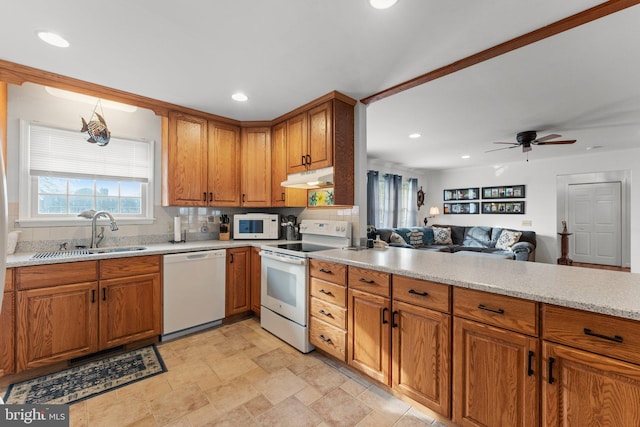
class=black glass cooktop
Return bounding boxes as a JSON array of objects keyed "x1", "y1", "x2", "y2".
[{"x1": 276, "y1": 243, "x2": 333, "y2": 253}]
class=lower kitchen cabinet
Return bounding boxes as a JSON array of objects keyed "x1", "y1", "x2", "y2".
[
  {"x1": 250, "y1": 246, "x2": 261, "y2": 315},
  {"x1": 453, "y1": 317, "x2": 539, "y2": 427},
  {"x1": 392, "y1": 300, "x2": 451, "y2": 416},
  {"x1": 15, "y1": 256, "x2": 162, "y2": 373},
  {"x1": 17, "y1": 281, "x2": 99, "y2": 371},
  {"x1": 226, "y1": 247, "x2": 251, "y2": 316},
  {"x1": 1, "y1": 268, "x2": 15, "y2": 376},
  {"x1": 347, "y1": 288, "x2": 391, "y2": 385}
]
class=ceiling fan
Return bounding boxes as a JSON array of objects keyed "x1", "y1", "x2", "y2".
[{"x1": 486, "y1": 130, "x2": 576, "y2": 153}]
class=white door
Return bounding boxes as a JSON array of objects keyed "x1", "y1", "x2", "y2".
[{"x1": 568, "y1": 182, "x2": 621, "y2": 266}]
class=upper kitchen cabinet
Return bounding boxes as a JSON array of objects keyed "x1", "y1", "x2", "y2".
[
  {"x1": 162, "y1": 112, "x2": 209, "y2": 206},
  {"x1": 286, "y1": 101, "x2": 332, "y2": 174},
  {"x1": 271, "y1": 122, "x2": 306, "y2": 207},
  {"x1": 209, "y1": 121, "x2": 241, "y2": 207},
  {"x1": 241, "y1": 127, "x2": 271, "y2": 207}
]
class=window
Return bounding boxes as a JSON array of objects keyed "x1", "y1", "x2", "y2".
[
  {"x1": 368, "y1": 171, "x2": 418, "y2": 228},
  {"x1": 19, "y1": 121, "x2": 154, "y2": 225}
]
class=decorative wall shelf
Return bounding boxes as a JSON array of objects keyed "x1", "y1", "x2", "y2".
[
  {"x1": 482, "y1": 185, "x2": 525, "y2": 199},
  {"x1": 444, "y1": 202, "x2": 480, "y2": 214},
  {"x1": 481, "y1": 201, "x2": 525, "y2": 214},
  {"x1": 443, "y1": 188, "x2": 479, "y2": 201}
]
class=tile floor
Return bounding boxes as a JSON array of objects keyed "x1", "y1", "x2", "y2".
[{"x1": 64, "y1": 318, "x2": 450, "y2": 426}]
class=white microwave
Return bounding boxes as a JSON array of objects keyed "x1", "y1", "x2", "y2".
[{"x1": 233, "y1": 213, "x2": 280, "y2": 240}]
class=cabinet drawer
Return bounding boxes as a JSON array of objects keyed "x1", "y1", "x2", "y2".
[
  {"x1": 5, "y1": 268, "x2": 14, "y2": 292},
  {"x1": 309, "y1": 259, "x2": 346, "y2": 286},
  {"x1": 100, "y1": 255, "x2": 161, "y2": 279},
  {"x1": 310, "y1": 277, "x2": 346, "y2": 307},
  {"x1": 310, "y1": 317, "x2": 346, "y2": 361},
  {"x1": 17, "y1": 261, "x2": 98, "y2": 290},
  {"x1": 453, "y1": 288, "x2": 538, "y2": 336},
  {"x1": 311, "y1": 297, "x2": 346, "y2": 330},
  {"x1": 393, "y1": 275, "x2": 450, "y2": 313},
  {"x1": 348, "y1": 266, "x2": 390, "y2": 297},
  {"x1": 543, "y1": 304, "x2": 640, "y2": 365}
]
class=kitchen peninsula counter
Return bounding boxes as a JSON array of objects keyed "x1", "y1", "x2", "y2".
[{"x1": 310, "y1": 246, "x2": 640, "y2": 321}]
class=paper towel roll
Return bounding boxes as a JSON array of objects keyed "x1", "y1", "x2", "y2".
[{"x1": 174, "y1": 217, "x2": 182, "y2": 242}]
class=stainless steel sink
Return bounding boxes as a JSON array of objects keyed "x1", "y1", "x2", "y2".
[{"x1": 32, "y1": 246, "x2": 147, "y2": 259}]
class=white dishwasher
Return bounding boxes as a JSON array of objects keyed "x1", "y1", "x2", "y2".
[{"x1": 162, "y1": 250, "x2": 226, "y2": 341}]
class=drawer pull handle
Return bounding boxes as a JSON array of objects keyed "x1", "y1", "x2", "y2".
[
  {"x1": 408, "y1": 289, "x2": 429, "y2": 297},
  {"x1": 102, "y1": 288, "x2": 107, "y2": 301},
  {"x1": 382, "y1": 307, "x2": 389, "y2": 324},
  {"x1": 527, "y1": 351, "x2": 534, "y2": 376},
  {"x1": 392, "y1": 310, "x2": 399, "y2": 328},
  {"x1": 91, "y1": 289, "x2": 96, "y2": 303},
  {"x1": 318, "y1": 289, "x2": 333, "y2": 296},
  {"x1": 319, "y1": 268, "x2": 333, "y2": 274},
  {"x1": 319, "y1": 309, "x2": 332, "y2": 317},
  {"x1": 319, "y1": 334, "x2": 332, "y2": 343},
  {"x1": 359, "y1": 278, "x2": 375, "y2": 284},
  {"x1": 583, "y1": 328, "x2": 623, "y2": 343},
  {"x1": 478, "y1": 304, "x2": 504, "y2": 315},
  {"x1": 548, "y1": 357, "x2": 555, "y2": 384}
]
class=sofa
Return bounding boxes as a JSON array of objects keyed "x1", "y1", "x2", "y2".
[{"x1": 373, "y1": 224, "x2": 536, "y2": 261}]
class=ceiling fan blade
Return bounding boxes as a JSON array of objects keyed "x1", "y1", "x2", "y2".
[
  {"x1": 493, "y1": 142, "x2": 519, "y2": 145},
  {"x1": 534, "y1": 139, "x2": 576, "y2": 145},
  {"x1": 485, "y1": 145, "x2": 520, "y2": 153},
  {"x1": 534, "y1": 133, "x2": 562, "y2": 143}
]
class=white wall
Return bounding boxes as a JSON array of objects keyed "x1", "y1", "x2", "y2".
[{"x1": 426, "y1": 149, "x2": 640, "y2": 270}]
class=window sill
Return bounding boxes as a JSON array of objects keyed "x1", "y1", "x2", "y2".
[{"x1": 16, "y1": 218, "x2": 156, "y2": 228}]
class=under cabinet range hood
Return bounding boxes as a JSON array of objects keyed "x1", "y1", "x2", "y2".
[{"x1": 280, "y1": 166, "x2": 334, "y2": 189}]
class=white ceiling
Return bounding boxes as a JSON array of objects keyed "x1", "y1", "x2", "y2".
[{"x1": 2, "y1": 1, "x2": 637, "y2": 170}]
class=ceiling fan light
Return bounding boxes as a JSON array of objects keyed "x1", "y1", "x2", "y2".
[{"x1": 369, "y1": 0, "x2": 398, "y2": 9}]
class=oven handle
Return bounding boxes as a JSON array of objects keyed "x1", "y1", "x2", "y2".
[{"x1": 259, "y1": 251, "x2": 307, "y2": 265}]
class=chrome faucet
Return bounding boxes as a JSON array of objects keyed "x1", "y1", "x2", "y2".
[{"x1": 78, "y1": 210, "x2": 119, "y2": 248}]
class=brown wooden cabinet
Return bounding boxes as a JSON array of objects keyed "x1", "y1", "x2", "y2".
[
  {"x1": 250, "y1": 247, "x2": 261, "y2": 315},
  {"x1": 270, "y1": 121, "x2": 306, "y2": 207},
  {"x1": 286, "y1": 101, "x2": 333, "y2": 174},
  {"x1": 15, "y1": 257, "x2": 161, "y2": 372},
  {"x1": 452, "y1": 288, "x2": 539, "y2": 427},
  {"x1": 309, "y1": 260, "x2": 348, "y2": 361},
  {"x1": 241, "y1": 127, "x2": 271, "y2": 207},
  {"x1": 226, "y1": 247, "x2": 251, "y2": 316},
  {"x1": 163, "y1": 112, "x2": 209, "y2": 206},
  {"x1": 391, "y1": 276, "x2": 451, "y2": 417},
  {"x1": 347, "y1": 266, "x2": 391, "y2": 385},
  {"x1": 98, "y1": 256, "x2": 162, "y2": 349},
  {"x1": 1, "y1": 268, "x2": 15, "y2": 376},
  {"x1": 541, "y1": 304, "x2": 640, "y2": 426},
  {"x1": 209, "y1": 121, "x2": 241, "y2": 206}
]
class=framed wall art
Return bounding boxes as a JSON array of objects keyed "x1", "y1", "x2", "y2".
[
  {"x1": 443, "y1": 187, "x2": 480, "y2": 201},
  {"x1": 481, "y1": 201, "x2": 525, "y2": 214},
  {"x1": 482, "y1": 185, "x2": 525, "y2": 199},
  {"x1": 443, "y1": 202, "x2": 480, "y2": 214}
]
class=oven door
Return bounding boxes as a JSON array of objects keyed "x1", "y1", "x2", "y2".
[{"x1": 260, "y1": 250, "x2": 309, "y2": 326}]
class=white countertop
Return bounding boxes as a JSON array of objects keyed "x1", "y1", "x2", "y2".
[
  {"x1": 6, "y1": 239, "x2": 283, "y2": 267},
  {"x1": 310, "y1": 247, "x2": 640, "y2": 322}
]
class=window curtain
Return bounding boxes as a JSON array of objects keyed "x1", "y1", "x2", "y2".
[
  {"x1": 366, "y1": 170, "x2": 379, "y2": 228},
  {"x1": 382, "y1": 174, "x2": 403, "y2": 228},
  {"x1": 402, "y1": 178, "x2": 418, "y2": 227}
]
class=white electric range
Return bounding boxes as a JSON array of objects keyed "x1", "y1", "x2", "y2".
[{"x1": 259, "y1": 220, "x2": 351, "y2": 353}]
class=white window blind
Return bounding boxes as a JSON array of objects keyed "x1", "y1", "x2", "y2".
[{"x1": 29, "y1": 123, "x2": 151, "y2": 182}]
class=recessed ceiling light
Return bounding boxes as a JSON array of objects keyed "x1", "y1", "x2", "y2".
[
  {"x1": 231, "y1": 93, "x2": 248, "y2": 102},
  {"x1": 37, "y1": 31, "x2": 70, "y2": 48},
  {"x1": 461, "y1": 155, "x2": 471, "y2": 159},
  {"x1": 369, "y1": 0, "x2": 398, "y2": 9},
  {"x1": 408, "y1": 133, "x2": 421, "y2": 139}
]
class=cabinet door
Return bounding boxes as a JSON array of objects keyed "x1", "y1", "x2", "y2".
[
  {"x1": 0, "y1": 291, "x2": 15, "y2": 376},
  {"x1": 543, "y1": 341, "x2": 640, "y2": 427},
  {"x1": 286, "y1": 112, "x2": 308, "y2": 174},
  {"x1": 348, "y1": 288, "x2": 391, "y2": 385},
  {"x1": 453, "y1": 317, "x2": 539, "y2": 427},
  {"x1": 99, "y1": 273, "x2": 161, "y2": 349},
  {"x1": 392, "y1": 301, "x2": 451, "y2": 417},
  {"x1": 17, "y1": 282, "x2": 99, "y2": 371},
  {"x1": 250, "y1": 247, "x2": 261, "y2": 315},
  {"x1": 226, "y1": 247, "x2": 251, "y2": 316},
  {"x1": 209, "y1": 121, "x2": 241, "y2": 206},
  {"x1": 307, "y1": 101, "x2": 333, "y2": 171},
  {"x1": 241, "y1": 127, "x2": 271, "y2": 207},
  {"x1": 164, "y1": 112, "x2": 208, "y2": 206},
  {"x1": 271, "y1": 122, "x2": 306, "y2": 207}
]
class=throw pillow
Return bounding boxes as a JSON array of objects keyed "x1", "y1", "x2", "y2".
[
  {"x1": 407, "y1": 230, "x2": 425, "y2": 247},
  {"x1": 495, "y1": 230, "x2": 522, "y2": 250},
  {"x1": 432, "y1": 227, "x2": 453, "y2": 245},
  {"x1": 389, "y1": 232, "x2": 408, "y2": 245}
]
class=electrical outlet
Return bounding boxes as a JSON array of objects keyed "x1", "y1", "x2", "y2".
[
  {"x1": 167, "y1": 221, "x2": 174, "y2": 232},
  {"x1": 522, "y1": 220, "x2": 532, "y2": 226}
]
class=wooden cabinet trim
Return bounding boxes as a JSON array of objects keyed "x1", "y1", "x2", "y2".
[
  {"x1": 4, "y1": 267, "x2": 13, "y2": 292},
  {"x1": 16, "y1": 261, "x2": 98, "y2": 290}
]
